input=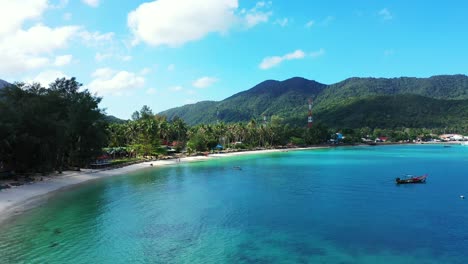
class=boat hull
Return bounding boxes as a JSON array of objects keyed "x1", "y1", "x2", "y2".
[{"x1": 395, "y1": 175, "x2": 427, "y2": 184}]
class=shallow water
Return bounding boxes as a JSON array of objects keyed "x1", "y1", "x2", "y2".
[{"x1": 0, "y1": 145, "x2": 467, "y2": 263}]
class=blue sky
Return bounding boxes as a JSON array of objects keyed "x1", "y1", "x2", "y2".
[{"x1": 1, "y1": 0, "x2": 467, "y2": 119}]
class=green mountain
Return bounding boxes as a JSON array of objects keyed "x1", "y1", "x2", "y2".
[
  {"x1": 317, "y1": 94, "x2": 468, "y2": 129},
  {"x1": 0, "y1": 79, "x2": 11, "y2": 89},
  {"x1": 104, "y1": 115, "x2": 127, "y2": 124},
  {"x1": 159, "y1": 75, "x2": 468, "y2": 128}
]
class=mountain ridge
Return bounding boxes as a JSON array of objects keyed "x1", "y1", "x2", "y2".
[
  {"x1": 0, "y1": 79, "x2": 11, "y2": 89},
  {"x1": 158, "y1": 74, "x2": 468, "y2": 128}
]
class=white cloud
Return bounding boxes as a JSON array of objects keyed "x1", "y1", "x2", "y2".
[
  {"x1": 167, "y1": 64, "x2": 175, "y2": 71},
  {"x1": 95, "y1": 52, "x2": 111, "y2": 62},
  {"x1": 128, "y1": 0, "x2": 238, "y2": 47},
  {"x1": 146, "y1": 88, "x2": 157, "y2": 95},
  {"x1": 321, "y1": 16, "x2": 335, "y2": 26},
  {"x1": 50, "y1": 0, "x2": 69, "y2": 9},
  {"x1": 274, "y1": 18, "x2": 289, "y2": 27},
  {"x1": 259, "y1": 50, "x2": 306, "y2": 70},
  {"x1": 122, "y1": 56, "x2": 132, "y2": 62},
  {"x1": 82, "y1": 0, "x2": 99, "y2": 8},
  {"x1": 259, "y1": 49, "x2": 324, "y2": 70},
  {"x1": 54, "y1": 54, "x2": 73, "y2": 66},
  {"x1": 305, "y1": 20, "x2": 315, "y2": 28},
  {"x1": 243, "y1": 1, "x2": 273, "y2": 28},
  {"x1": 310, "y1": 48, "x2": 325, "y2": 58},
  {"x1": 140, "y1": 67, "x2": 152, "y2": 75},
  {"x1": 193, "y1": 77, "x2": 218, "y2": 88},
  {"x1": 63, "y1": 12, "x2": 72, "y2": 21},
  {"x1": 169, "y1": 86, "x2": 183, "y2": 92},
  {"x1": 28, "y1": 70, "x2": 69, "y2": 86},
  {"x1": 0, "y1": 0, "x2": 115, "y2": 77},
  {"x1": 87, "y1": 68, "x2": 145, "y2": 95},
  {"x1": 128, "y1": 0, "x2": 272, "y2": 47},
  {"x1": 95, "y1": 52, "x2": 132, "y2": 62},
  {"x1": 0, "y1": 0, "x2": 48, "y2": 36},
  {"x1": 379, "y1": 8, "x2": 393, "y2": 20},
  {"x1": 79, "y1": 31, "x2": 114, "y2": 46},
  {"x1": 0, "y1": 24, "x2": 80, "y2": 74}
]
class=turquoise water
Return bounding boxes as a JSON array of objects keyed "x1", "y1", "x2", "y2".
[{"x1": 0, "y1": 145, "x2": 467, "y2": 263}]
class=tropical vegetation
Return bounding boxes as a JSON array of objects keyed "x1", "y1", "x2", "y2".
[{"x1": 1, "y1": 74, "x2": 467, "y2": 175}]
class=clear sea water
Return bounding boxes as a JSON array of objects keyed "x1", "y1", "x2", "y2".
[{"x1": 0, "y1": 145, "x2": 467, "y2": 263}]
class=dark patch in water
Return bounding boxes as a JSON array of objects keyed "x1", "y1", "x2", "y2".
[
  {"x1": 237, "y1": 242, "x2": 260, "y2": 252},
  {"x1": 53, "y1": 228, "x2": 62, "y2": 235},
  {"x1": 50, "y1": 242, "x2": 59, "y2": 248},
  {"x1": 236, "y1": 254, "x2": 273, "y2": 264}
]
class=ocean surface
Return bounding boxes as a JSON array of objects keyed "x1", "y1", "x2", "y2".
[{"x1": 0, "y1": 145, "x2": 467, "y2": 263}]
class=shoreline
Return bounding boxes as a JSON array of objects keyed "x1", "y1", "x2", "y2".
[{"x1": 0, "y1": 147, "x2": 326, "y2": 225}]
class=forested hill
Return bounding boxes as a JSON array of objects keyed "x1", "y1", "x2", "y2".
[
  {"x1": 158, "y1": 75, "x2": 468, "y2": 128},
  {"x1": 0, "y1": 79, "x2": 11, "y2": 89}
]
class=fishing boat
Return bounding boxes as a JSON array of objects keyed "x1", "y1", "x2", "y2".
[{"x1": 395, "y1": 174, "x2": 427, "y2": 184}]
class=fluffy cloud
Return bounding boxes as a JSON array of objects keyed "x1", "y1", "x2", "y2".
[
  {"x1": 79, "y1": 31, "x2": 114, "y2": 46},
  {"x1": 0, "y1": 0, "x2": 48, "y2": 35},
  {"x1": 82, "y1": 0, "x2": 99, "y2": 7},
  {"x1": 63, "y1": 12, "x2": 72, "y2": 21},
  {"x1": 0, "y1": 0, "x2": 114, "y2": 76},
  {"x1": 128, "y1": 0, "x2": 271, "y2": 47},
  {"x1": 0, "y1": 24, "x2": 79, "y2": 74},
  {"x1": 128, "y1": 0, "x2": 238, "y2": 46},
  {"x1": 28, "y1": 70, "x2": 70, "y2": 86},
  {"x1": 321, "y1": 16, "x2": 335, "y2": 26},
  {"x1": 146, "y1": 88, "x2": 157, "y2": 95},
  {"x1": 243, "y1": 2, "x2": 273, "y2": 28},
  {"x1": 259, "y1": 50, "x2": 305, "y2": 70},
  {"x1": 379, "y1": 8, "x2": 393, "y2": 20},
  {"x1": 310, "y1": 48, "x2": 325, "y2": 58},
  {"x1": 169, "y1": 86, "x2": 183, "y2": 92},
  {"x1": 95, "y1": 52, "x2": 132, "y2": 62},
  {"x1": 274, "y1": 18, "x2": 289, "y2": 27},
  {"x1": 259, "y1": 49, "x2": 325, "y2": 70},
  {"x1": 193, "y1": 77, "x2": 218, "y2": 88},
  {"x1": 54, "y1": 54, "x2": 73, "y2": 66},
  {"x1": 87, "y1": 68, "x2": 145, "y2": 95},
  {"x1": 305, "y1": 20, "x2": 315, "y2": 28}
]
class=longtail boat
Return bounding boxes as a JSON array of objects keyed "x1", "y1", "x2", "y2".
[{"x1": 395, "y1": 174, "x2": 427, "y2": 184}]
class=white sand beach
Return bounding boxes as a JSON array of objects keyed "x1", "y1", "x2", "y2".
[{"x1": 0, "y1": 147, "x2": 324, "y2": 224}]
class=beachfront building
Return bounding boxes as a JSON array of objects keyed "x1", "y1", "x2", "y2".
[{"x1": 439, "y1": 134, "x2": 465, "y2": 141}]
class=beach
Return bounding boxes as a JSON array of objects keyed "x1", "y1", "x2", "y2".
[{"x1": 0, "y1": 147, "x2": 322, "y2": 225}]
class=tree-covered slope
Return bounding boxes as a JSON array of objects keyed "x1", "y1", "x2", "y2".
[
  {"x1": 314, "y1": 75, "x2": 468, "y2": 112},
  {"x1": 160, "y1": 77, "x2": 326, "y2": 125},
  {"x1": 159, "y1": 101, "x2": 218, "y2": 125},
  {"x1": 317, "y1": 94, "x2": 468, "y2": 129},
  {"x1": 159, "y1": 75, "x2": 468, "y2": 127},
  {"x1": 0, "y1": 79, "x2": 11, "y2": 89}
]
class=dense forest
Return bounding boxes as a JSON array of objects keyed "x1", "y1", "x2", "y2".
[
  {"x1": 159, "y1": 75, "x2": 468, "y2": 128},
  {"x1": 0, "y1": 79, "x2": 107, "y2": 174},
  {"x1": 1, "y1": 75, "x2": 467, "y2": 174}
]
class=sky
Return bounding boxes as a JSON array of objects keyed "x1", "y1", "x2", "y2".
[{"x1": 1, "y1": 0, "x2": 467, "y2": 119}]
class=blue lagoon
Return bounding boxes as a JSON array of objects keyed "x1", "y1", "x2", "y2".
[{"x1": 0, "y1": 145, "x2": 467, "y2": 263}]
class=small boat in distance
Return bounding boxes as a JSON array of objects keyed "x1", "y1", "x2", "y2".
[{"x1": 396, "y1": 174, "x2": 427, "y2": 184}]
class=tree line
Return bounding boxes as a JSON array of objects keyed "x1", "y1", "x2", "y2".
[
  {"x1": 0, "y1": 78, "x2": 107, "y2": 174},
  {"x1": 1, "y1": 77, "x2": 464, "y2": 175}
]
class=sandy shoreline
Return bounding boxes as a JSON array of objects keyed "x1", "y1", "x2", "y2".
[{"x1": 0, "y1": 147, "x2": 325, "y2": 225}]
